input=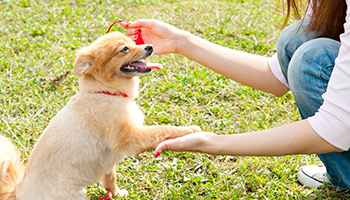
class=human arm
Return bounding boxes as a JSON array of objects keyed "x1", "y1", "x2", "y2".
[
  {"x1": 155, "y1": 119, "x2": 343, "y2": 157},
  {"x1": 123, "y1": 20, "x2": 289, "y2": 97}
]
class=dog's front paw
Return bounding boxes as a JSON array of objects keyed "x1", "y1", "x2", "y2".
[
  {"x1": 111, "y1": 188, "x2": 128, "y2": 198},
  {"x1": 188, "y1": 125, "x2": 201, "y2": 133},
  {"x1": 117, "y1": 189, "x2": 128, "y2": 198}
]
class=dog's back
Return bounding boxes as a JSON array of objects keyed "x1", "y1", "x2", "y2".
[{"x1": 0, "y1": 135, "x2": 24, "y2": 200}]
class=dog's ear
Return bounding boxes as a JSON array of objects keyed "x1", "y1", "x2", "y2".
[{"x1": 73, "y1": 48, "x2": 95, "y2": 77}]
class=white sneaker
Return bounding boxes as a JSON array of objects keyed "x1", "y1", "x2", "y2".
[{"x1": 297, "y1": 164, "x2": 329, "y2": 188}]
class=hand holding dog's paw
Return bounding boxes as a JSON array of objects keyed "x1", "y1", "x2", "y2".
[
  {"x1": 135, "y1": 125, "x2": 202, "y2": 155},
  {"x1": 154, "y1": 131, "x2": 216, "y2": 157}
]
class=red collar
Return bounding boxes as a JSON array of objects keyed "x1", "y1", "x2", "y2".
[{"x1": 95, "y1": 91, "x2": 128, "y2": 98}]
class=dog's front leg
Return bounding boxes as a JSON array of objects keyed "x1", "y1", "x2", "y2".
[
  {"x1": 101, "y1": 166, "x2": 128, "y2": 198},
  {"x1": 125, "y1": 125, "x2": 201, "y2": 153}
]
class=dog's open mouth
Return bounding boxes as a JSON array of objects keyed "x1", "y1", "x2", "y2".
[{"x1": 121, "y1": 61, "x2": 163, "y2": 75}]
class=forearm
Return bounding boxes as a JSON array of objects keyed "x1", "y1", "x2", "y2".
[
  {"x1": 176, "y1": 32, "x2": 289, "y2": 97},
  {"x1": 199, "y1": 119, "x2": 343, "y2": 156}
]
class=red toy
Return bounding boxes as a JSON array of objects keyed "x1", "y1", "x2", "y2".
[{"x1": 106, "y1": 20, "x2": 144, "y2": 45}]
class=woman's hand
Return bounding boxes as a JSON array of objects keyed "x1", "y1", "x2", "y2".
[
  {"x1": 154, "y1": 132, "x2": 216, "y2": 157},
  {"x1": 121, "y1": 19, "x2": 187, "y2": 55}
]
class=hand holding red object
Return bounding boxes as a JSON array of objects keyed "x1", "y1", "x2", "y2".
[{"x1": 106, "y1": 20, "x2": 144, "y2": 45}]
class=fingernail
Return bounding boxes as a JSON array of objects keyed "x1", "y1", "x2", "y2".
[
  {"x1": 155, "y1": 151, "x2": 160, "y2": 158},
  {"x1": 133, "y1": 34, "x2": 138, "y2": 39}
]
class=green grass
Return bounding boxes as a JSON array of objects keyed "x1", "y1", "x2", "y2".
[{"x1": 0, "y1": 0, "x2": 349, "y2": 199}]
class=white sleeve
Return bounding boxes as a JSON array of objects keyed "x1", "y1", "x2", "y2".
[
  {"x1": 307, "y1": 0, "x2": 350, "y2": 151},
  {"x1": 268, "y1": 54, "x2": 289, "y2": 88}
]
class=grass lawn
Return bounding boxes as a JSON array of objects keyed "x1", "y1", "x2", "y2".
[{"x1": 1, "y1": 0, "x2": 349, "y2": 199}]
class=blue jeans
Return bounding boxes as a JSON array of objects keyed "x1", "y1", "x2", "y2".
[{"x1": 277, "y1": 19, "x2": 350, "y2": 189}]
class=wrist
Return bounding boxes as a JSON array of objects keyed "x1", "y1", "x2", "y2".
[
  {"x1": 196, "y1": 133, "x2": 218, "y2": 154},
  {"x1": 174, "y1": 30, "x2": 192, "y2": 55}
]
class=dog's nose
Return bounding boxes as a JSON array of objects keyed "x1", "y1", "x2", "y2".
[{"x1": 145, "y1": 45, "x2": 153, "y2": 53}]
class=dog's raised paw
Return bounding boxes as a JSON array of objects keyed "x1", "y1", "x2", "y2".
[{"x1": 117, "y1": 189, "x2": 129, "y2": 198}]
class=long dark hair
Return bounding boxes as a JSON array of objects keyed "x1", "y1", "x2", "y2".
[{"x1": 282, "y1": 0, "x2": 347, "y2": 41}]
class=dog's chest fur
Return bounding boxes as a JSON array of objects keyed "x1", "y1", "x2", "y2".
[{"x1": 16, "y1": 93, "x2": 143, "y2": 199}]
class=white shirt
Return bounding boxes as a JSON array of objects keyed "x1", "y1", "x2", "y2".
[{"x1": 269, "y1": 0, "x2": 350, "y2": 150}]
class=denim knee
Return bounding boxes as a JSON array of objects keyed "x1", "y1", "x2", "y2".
[
  {"x1": 277, "y1": 18, "x2": 321, "y2": 82},
  {"x1": 287, "y1": 38, "x2": 340, "y2": 119}
]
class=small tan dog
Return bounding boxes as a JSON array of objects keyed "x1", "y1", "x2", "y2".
[{"x1": 0, "y1": 32, "x2": 200, "y2": 200}]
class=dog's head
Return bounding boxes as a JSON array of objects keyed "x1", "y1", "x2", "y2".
[{"x1": 73, "y1": 32, "x2": 162, "y2": 85}]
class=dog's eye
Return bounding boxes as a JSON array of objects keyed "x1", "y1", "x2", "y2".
[{"x1": 120, "y1": 46, "x2": 129, "y2": 53}]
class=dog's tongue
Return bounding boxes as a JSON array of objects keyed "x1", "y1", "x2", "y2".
[{"x1": 129, "y1": 61, "x2": 163, "y2": 70}]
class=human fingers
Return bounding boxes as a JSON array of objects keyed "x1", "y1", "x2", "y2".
[
  {"x1": 127, "y1": 19, "x2": 159, "y2": 29},
  {"x1": 125, "y1": 27, "x2": 140, "y2": 37},
  {"x1": 119, "y1": 21, "x2": 130, "y2": 28},
  {"x1": 154, "y1": 139, "x2": 173, "y2": 158}
]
